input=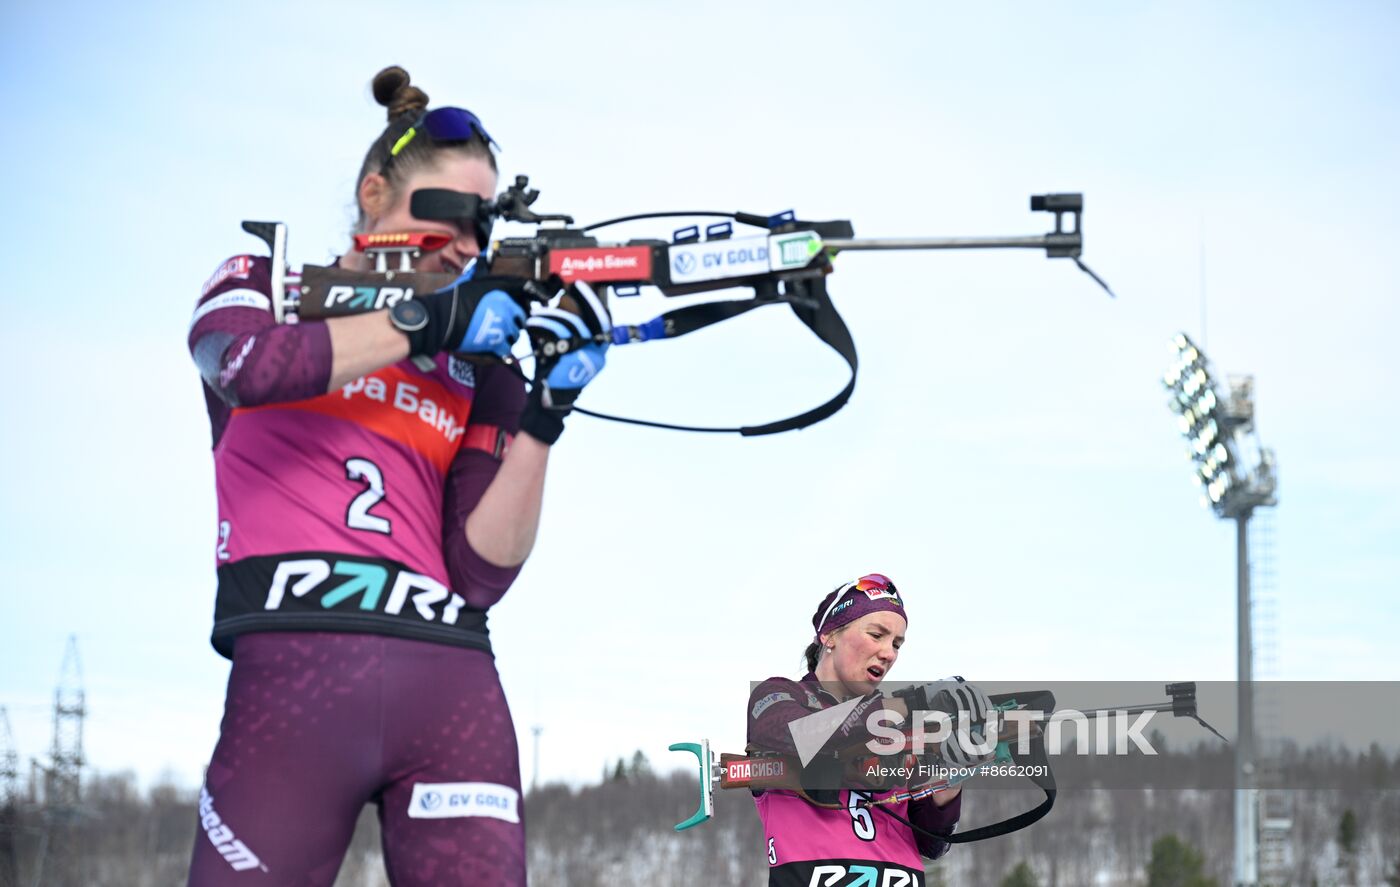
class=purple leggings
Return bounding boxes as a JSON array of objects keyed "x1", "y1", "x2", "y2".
[{"x1": 187, "y1": 632, "x2": 524, "y2": 886}]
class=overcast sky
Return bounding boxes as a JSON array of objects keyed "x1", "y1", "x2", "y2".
[{"x1": 1, "y1": 1, "x2": 1397, "y2": 794}]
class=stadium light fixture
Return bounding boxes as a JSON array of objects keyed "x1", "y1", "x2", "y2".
[{"x1": 1162, "y1": 332, "x2": 1279, "y2": 887}]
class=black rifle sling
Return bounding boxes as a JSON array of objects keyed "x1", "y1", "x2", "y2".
[{"x1": 572, "y1": 276, "x2": 857, "y2": 436}]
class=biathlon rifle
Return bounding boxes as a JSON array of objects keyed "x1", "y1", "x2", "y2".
[
  {"x1": 242, "y1": 176, "x2": 1114, "y2": 435},
  {"x1": 668, "y1": 682, "x2": 1226, "y2": 844}
]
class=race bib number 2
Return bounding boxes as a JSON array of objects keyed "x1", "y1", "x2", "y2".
[{"x1": 344, "y1": 458, "x2": 391, "y2": 534}]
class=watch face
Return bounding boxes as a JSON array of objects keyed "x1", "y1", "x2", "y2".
[{"x1": 392, "y1": 298, "x2": 429, "y2": 331}]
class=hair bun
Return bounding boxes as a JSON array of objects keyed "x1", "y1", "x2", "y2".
[{"x1": 371, "y1": 65, "x2": 429, "y2": 121}]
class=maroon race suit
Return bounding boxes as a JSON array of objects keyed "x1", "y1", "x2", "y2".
[
  {"x1": 186, "y1": 253, "x2": 530, "y2": 885},
  {"x1": 747, "y1": 673, "x2": 962, "y2": 887}
]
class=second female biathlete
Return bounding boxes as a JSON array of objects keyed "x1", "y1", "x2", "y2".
[{"x1": 746, "y1": 574, "x2": 995, "y2": 886}]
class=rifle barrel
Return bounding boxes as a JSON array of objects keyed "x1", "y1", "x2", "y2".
[
  {"x1": 1074, "y1": 702, "x2": 1177, "y2": 719},
  {"x1": 824, "y1": 235, "x2": 1052, "y2": 251}
]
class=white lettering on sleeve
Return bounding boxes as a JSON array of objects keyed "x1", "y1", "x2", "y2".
[{"x1": 190, "y1": 288, "x2": 272, "y2": 329}]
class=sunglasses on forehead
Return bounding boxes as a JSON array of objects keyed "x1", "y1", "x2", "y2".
[
  {"x1": 814, "y1": 574, "x2": 901, "y2": 634},
  {"x1": 382, "y1": 107, "x2": 500, "y2": 175},
  {"x1": 853, "y1": 574, "x2": 896, "y2": 594}
]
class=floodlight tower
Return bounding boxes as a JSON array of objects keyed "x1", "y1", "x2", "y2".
[{"x1": 1163, "y1": 333, "x2": 1277, "y2": 887}]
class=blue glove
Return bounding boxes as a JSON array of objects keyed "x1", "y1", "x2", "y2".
[
  {"x1": 518, "y1": 282, "x2": 611, "y2": 444},
  {"x1": 396, "y1": 262, "x2": 529, "y2": 358},
  {"x1": 540, "y1": 341, "x2": 607, "y2": 402},
  {"x1": 457, "y1": 290, "x2": 526, "y2": 358}
]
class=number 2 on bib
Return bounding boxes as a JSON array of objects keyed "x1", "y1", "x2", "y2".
[{"x1": 344, "y1": 457, "x2": 391, "y2": 534}]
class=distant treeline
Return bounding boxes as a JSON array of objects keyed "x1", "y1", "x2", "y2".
[{"x1": 1, "y1": 744, "x2": 1397, "y2": 886}]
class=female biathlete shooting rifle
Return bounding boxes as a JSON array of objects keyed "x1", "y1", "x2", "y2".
[
  {"x1": 185, "y1": 67, "x2": 606, "y2": 885},
  {"x1": 746, "y1": 574, "x2": 997, "y2": 886}
]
